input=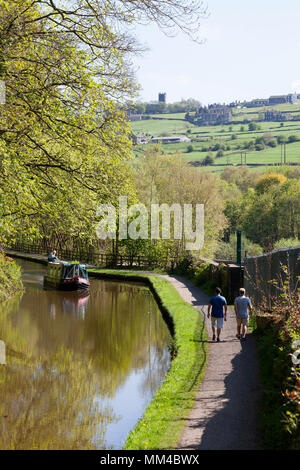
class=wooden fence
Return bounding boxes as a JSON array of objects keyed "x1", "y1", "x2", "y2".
[{"x1": 6, "y1": 242, "x2": 171, "y2": 270}]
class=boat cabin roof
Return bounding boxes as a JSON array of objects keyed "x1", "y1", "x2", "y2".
[{"x1": 48, "y1": 261, "x2": 87, "y2": 269}]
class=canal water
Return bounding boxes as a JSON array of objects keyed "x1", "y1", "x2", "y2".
[{"x1": 0, "y1": 259, "x2": 171, "y2": 450}]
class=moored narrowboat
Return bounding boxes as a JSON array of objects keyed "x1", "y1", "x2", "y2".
[{"x1": 44, "y1": 262, "x2": 90, "y2": 291}]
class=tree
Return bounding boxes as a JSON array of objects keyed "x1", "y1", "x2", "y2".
[
  {"x1": 0, "y1": 1, "x2": 136, "y2": 244},
  {"x1": 132, "y1": 150, "x2": 226, "y2": 258},
  {"x1": 0, "y1": 0, "x2": 208, "y2": 245},
  {"x1": 255, "y1": 173, "x2": 287, "y2": 194},
  {"x1": 202, "y1": 155, "x2": 214, "y2": 166},
  {"x1": 248, "y1": 122, "x2": 259, "y2": 131},
  {"x1": 241, "y1": 178, "x2": 300, "y2": 248},
  {"x1": 274, "y1": 238, "x2": 300, "y2": 250},
  {"x1": 214, "y1": 236, "x2": 263, "y2": 262}
]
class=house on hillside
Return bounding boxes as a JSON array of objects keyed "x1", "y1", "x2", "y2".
[
  {"x1": 245, "y1": 98, "x2": 269, "y2": 108},
  {"x1": 287, "y1": 93, "x2": 300, "y2": 104},
  {"x1": 264, "y1": 110, "x2": 291, "y2": 122},
  {"x1": 268, "y1": 95, "x2": 288, "y2": 105},
  {"x1": 193, "y1": 105, "x2": 232, "y2": 126}
]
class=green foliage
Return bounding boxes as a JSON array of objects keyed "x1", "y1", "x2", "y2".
[
  {"x1": 173, "y1": 255, "x2": 222, "y2": 297},
  {"x1": 202, "y1": 154, "x2": 214, "y2": 165},
  {"x1": 0, "y1": 0, "x2": 138, "y2": 246},
  {"x1": 256, "y1": 329, "x2": 290, "y2": 449},
  {"x1": 0, "y1": 252, "x2": 23, "y2": 302},
  {"x1": 241, "y1": 178, "x2": 300, "y2": 248},
  {"x1": 255, "y1": 173, "x2": 287, "y2": 194},
  {"x1": 274, "y1": 238, "x2": 300, "y2": 250},
  {"x1": 277, "y1": 135, "x2": 288, "y2": 144},
  {"x1": 1, "y1": 0, "x2": 207, "y2": 247},
  {"x1": 132, "y1": 149, "x2": 226, "y2": 259},
  {"x1": 255, "y1": 143, "x2": 264, "y2": 151},
  {"x1": 248, "y1": 122, "x2": 260, "y2": 131},
  {"x1": 193, "y1": 263, "x2": 212, "y2": 286},
  {"x1": 255, "y1": 282, "x2": 300, "y2": 449},
  {"x1": 214, "y1": 236, "x2": 263, "y2": 262},
  {"x1": 173, "y1": 253, "x2": 195, "y2": 277},
  {"x1": 221, "y1": 166, "x2": 260, "y2": 192},
  {"x1": 221, "y1": 167, "x2": 300, "y2": 250}
]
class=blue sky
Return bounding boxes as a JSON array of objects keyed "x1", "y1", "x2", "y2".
[{"x1": 132, "y1": 0, "x2": 300, "y2": 105}]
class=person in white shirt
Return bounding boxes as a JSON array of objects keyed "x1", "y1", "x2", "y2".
[{"x1": 234, "y1": 288, "x2": 252, "y2": 340}]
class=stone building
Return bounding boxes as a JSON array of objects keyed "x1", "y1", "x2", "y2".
[{"x1": 193, "y1": 105, "x2": 232, "y2": 126}]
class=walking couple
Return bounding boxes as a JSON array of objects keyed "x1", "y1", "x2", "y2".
[{"x1": 207, "y1": 287, "x2": 252, "y2": 342}]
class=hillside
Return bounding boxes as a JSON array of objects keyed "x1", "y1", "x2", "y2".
[{"x1": 131, "y1": 104, "x2": 300, "y2": 172}]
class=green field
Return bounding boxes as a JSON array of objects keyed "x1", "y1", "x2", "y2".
[
  {"x1": 148, "y1": 112, "x2": 187, "y2": 120},
  {"x1": 131, "y1": 117, "x2": 193, "y2": 136},
  {"x1": 131, "y1": 103, "x2": 300, "y2": 170}
]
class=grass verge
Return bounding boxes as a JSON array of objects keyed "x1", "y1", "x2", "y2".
[{"x1": 88, "y1": 269, "x2": 209, "y2": 450}]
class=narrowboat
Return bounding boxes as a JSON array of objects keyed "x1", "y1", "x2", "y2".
[{"x1": 43, "y1": 261, "x2": 90, "y2": 291}]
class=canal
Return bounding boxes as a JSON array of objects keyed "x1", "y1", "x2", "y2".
[{"x1": 0, "y1": 259, "x2": 171, "y2": 449}]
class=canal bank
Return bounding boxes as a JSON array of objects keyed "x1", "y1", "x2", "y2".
[{"x1": 89, "y1": 269, "x2": 209, "y2": 450}]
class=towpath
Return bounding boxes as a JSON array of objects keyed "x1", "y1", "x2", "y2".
[{"x1": 160, "y1": 274, "x2": 262, "y2": 450}]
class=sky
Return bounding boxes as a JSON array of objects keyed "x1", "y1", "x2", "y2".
[{"x1": 132, "y1": 0, "x2": 300, "y2": 105}]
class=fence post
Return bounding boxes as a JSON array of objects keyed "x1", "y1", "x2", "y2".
[{"x1": 237, "y1": 230, "x2": 242, "y2": 266}]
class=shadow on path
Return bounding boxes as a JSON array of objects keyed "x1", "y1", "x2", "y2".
[{"x1": 179, "y1": 333, "x2": 262, "y2": 450}]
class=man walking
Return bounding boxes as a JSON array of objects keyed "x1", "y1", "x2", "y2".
[
  {"x1": 207, "y1": 287, "x2": 227, "y2": 342},
  {"x1": 234, "y1": 288, "x2": 252, "y2": 340}
]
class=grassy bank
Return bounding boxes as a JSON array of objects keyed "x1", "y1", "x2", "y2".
[{"x1": 89, "y1": 269, "x2": 209, "y2": 450}]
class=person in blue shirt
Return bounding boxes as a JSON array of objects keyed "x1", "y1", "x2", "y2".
[{"x1": 207, "y1": 287, "x2": 227, "y2": 342}]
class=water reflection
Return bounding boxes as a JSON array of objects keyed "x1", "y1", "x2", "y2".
[{"x1": 0, "y1": 260, "x2": 171, "y2": 449}]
